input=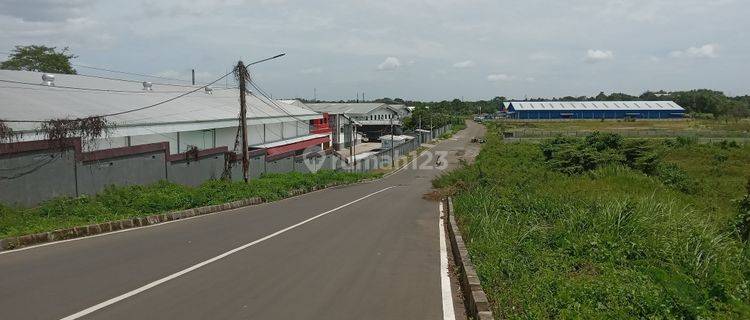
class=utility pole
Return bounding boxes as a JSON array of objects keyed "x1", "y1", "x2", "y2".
[
  {"x1": 430, "y1": 115, "x2": 434, "y2": 140},
  {"x1": 390, "y1": 111, "x2": 395, "y2": 169},
  {"x1": 418, "y1": 114, "x2": 422, "y2": 143},
  {"x1": 236, "y1": 61, "x2": 250, "y2": 183},
  {"x1": 191, "y1": 69, "x2": 195, "y2": 85},
  {"x1": 353, "y1": 123, "x2": 357, "y2": 171},
  {"x1": 314, "y1": 88, "x2": 317, "y2": 102}
]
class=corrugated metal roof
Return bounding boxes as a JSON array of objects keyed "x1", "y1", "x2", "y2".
[
  {"x1": 0, "y1": 70, "x2": 321, "y2": 135},
  {"x1": 506, "y1": 101, "x2": 684, "y2": 111},
  {"x1": 307, "y1": 103, "x2": 388, "y2": 115}
]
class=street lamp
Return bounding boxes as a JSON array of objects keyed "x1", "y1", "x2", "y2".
[{"x1": 389, "y1": 107, "x2": 401, "y2": 169}]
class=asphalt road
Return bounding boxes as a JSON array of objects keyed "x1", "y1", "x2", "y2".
[{"x1": 0, "y1": 121, "x2": 486, "y2": 320}]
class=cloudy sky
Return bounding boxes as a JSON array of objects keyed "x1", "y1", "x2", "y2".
[{"x1": 0, "y1": 0, "x2": 747, "y2": 101}]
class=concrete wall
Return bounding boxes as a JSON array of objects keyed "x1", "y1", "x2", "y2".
[
  {"x1": 0, "y1": 148, "x2": 78, "y2": 207},
  {"x1": 0, "y1": 124, "x2": 448, "y2": 207},
  {"x1": 167, "y1": 154, "x2": 224, "y2": 187},
  {"x1": 77, "y1": 151, "x2": 166, "y2": 196},
  {"x1": 265, "y1": 157, "x2": 294, "y2": 174}
]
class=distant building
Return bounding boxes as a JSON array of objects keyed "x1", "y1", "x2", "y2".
[
  {"x1": 307, "y1": 103, "x2": 403, "y2": 148},
  {"x1": 503, "y1": 101, "x2": 685, "y2": 119},
  {"x1": 379, "y1": 134, "x2": 414, "y2": 149}
]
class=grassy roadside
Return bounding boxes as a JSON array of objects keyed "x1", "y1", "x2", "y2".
[
  {"x1": 0, "y1": 170, "x2": 379, "y2": 239},
  {"x1": 440, "y1": 122, "x2": 467, "y2": 139},
  {"x1": 498, "y1": 118, "x2": 750, "y2": 133},
  {"x1": 434, "y1": 125, "x2": 750, "y2": 318}
]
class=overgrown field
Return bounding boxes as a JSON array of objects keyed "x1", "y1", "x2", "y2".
[
  {"x1": 0, "y1": 171, "x2": 379, "y2": 238},
  {"x1": 434, "y1": 127, "x2": 750, "y2": 318},
  {"x1": 500, "y1": 118, "x2": 750, "y2": 136}
]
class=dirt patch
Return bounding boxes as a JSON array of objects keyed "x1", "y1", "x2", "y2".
[{"x1": 423, "y1": 190, "x2": 443, "y2": 201}]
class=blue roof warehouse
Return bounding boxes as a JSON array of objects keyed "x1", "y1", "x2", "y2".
[{"x1": 503, "y1": 101, "x2": 686, "y2": 120}]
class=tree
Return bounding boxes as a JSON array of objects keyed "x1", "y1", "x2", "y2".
[{"x1": 1, "y1": 45, "x2": 77, "y2": 74}]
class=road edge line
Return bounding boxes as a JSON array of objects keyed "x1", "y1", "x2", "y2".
[
  {"x1": 444, "y1": 197, "x2": 494, "y2": 320},
  {"x1": 0, "y1": 182, "x2": 355, "y2": 254},
  {"x1": 59, "y1": 186, "x2": 397, "y2": 320},
  {"x1": 439, "y1": 201, "x2": 457, "y2": 320}
]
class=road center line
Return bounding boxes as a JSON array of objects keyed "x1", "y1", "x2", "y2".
[
  {"x1": 60, "y1": 186, "x2": 398, "y2": 320},
  {"x1": 439, "y1": 201, "x2": 457, "y2": 320}
]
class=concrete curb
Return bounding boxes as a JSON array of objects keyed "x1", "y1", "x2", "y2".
[
  {"x1": 0, "y1": 182, "x2": 347, "y2": 252},
  {"x1": 445, "y1": 197, "x2": 494, "y2": 320}
]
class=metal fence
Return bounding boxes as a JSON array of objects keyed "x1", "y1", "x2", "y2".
[{"x1": 508, "y1": 129, "x2": 750, "y2": 139}]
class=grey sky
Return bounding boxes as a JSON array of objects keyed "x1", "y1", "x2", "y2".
[{"x1": 1, "y1": 0, "x2": 747, "y2": 101}]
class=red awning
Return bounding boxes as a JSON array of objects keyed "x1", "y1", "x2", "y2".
[{"x1": 265, "y1": 136, "x2": 330, "y2": 156}]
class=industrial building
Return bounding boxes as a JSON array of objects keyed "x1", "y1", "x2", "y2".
[
  {"x1": 307, "y1": 103, "x2": 404, "y2": 149},
  {"x1": 0, "y1": 70, "x2": 331, "y2": 156},
  {"x1": 503, "y1": 101, "x2": 686, "y2": 119}
]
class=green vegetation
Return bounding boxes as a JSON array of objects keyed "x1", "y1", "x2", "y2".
[
  {"x1": 1, "y1": 45, "x2": 77, "y2": 74},
  {"x1": 434, "y1": 127, "x2": 750, "y2": 319},
  {"x1": 438, "y1": 122, "x2": 467, "y2": 140},
  {"x1": 0, "y1": 171, "x2": 378, "y2": 238},
  {"x1": 501, "y1": 118, "x2": 750, "y2": 133}
]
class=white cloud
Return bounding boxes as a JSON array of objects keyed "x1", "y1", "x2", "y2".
[
  {"x1": 300, "y1": 67, "x2": 323, "y2": 75},
  {"x1": 670, "y1": 44, "x2": 719, "y2": 59},
  {"x1": 487, "y1": 74, "x2": 513, "y2": 82},
  {"x1": 377, "y1": 57, "x2": 401, "y2": 71},
  {"x1": 525, "y1": 77, "x2": 536, "y2": 82},
  {"x1": 452, "y1": 60, "x2": 476, "y2": 68},
  {"x1": 584, "y1": 49, "x2": 614, "y2": 63}
]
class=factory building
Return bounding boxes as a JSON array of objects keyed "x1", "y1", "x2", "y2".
[{"x1": 503, "y1": 101, "x2": 685, "y2": 120}]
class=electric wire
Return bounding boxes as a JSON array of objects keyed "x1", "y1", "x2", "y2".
[
  {"x1": 72, "y1": 64, "x2": 193, "y2": 83},
  {"x1": 1, "y1": 69, "x2": 235, "y2": 123}
]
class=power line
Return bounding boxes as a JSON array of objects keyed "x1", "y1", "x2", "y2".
[
  {"x1": 73, "y1": 64, "x2": 193, "y2": 83},
  {"x1": 76, "y1": 73, "x2": 198, "y2": 88},
  {"x1": 249, "y1": 79, "x2": 311, "y2": 125},
  {"x1": 247, "y1": 81, "x2": 314, "y2": 128},
  {"x1": 0, "y1": 78, "x2": 174, "y2": 94},
  {"x1": 2, "y1": 69, "x2": 234, "y2": 123},
  {"x1": 0, "y1": 50, "x2": 196, "y2": 83}
]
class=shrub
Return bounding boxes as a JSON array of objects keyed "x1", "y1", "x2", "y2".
[
  {"x1": 622, "y1": 139, "x2": 661, "y2": 175},
  {"x1": 657, "y1": 163, "x2": 699, "y2": 194},
  {"x1": 733, "y1": 178, "x2": 750, "y2": 242},
  {"x1": 664, "y1": 136, "x2": 698, "y2": 148},
  {"x1": 584, "y1": 131, "x2": 623, "y2": 151},
  {"x1": 717, "y1": 140, "x2": 740, "y2": 149}
]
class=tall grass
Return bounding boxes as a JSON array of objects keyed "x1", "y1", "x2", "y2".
[
  {"x1": 0, "y1": 170, "x2": 378, "y2": 238},
  {"x1": 434, "y1": 128, "x2": 750, "y2": 318}
]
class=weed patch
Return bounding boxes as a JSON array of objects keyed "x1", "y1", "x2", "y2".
[{"x1": 434, "y1": 125, "x2": 750, "y2": 318}]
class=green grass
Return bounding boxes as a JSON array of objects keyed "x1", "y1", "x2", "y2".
[
  {"x1": 498, "y1": 118, "x2": 750, "y2": 133},
  {"x1": 438, "y1": 123, "x2": 467, "y2": 140},
  {"x1": 0, "y1": 170, "x2": 379, "y2": 238},
  {"x1": 434, "y1": 128, "x2": 750, "y2": 319}
]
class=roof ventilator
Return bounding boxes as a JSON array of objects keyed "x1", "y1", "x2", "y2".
[
  {"x1": 204, "y1": 86, "x2": 213, "y2": 95},
  {"x1": 42, "y1": 74, "x2": 55, "y2": 86},
  {"x1": 142, "y1": 81, "x2": 153, "y2": 91}
]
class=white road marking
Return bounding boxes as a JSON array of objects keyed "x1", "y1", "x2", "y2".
[
  {"x1": 59, "y1": 186, "x2": 398, "y2": 320},
  {"x1": 439, "y1": 201, "x2": 456, "y2": 320},
  {"x1": 1, "y1": 180, "x2": 367, "y2": 255}
]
